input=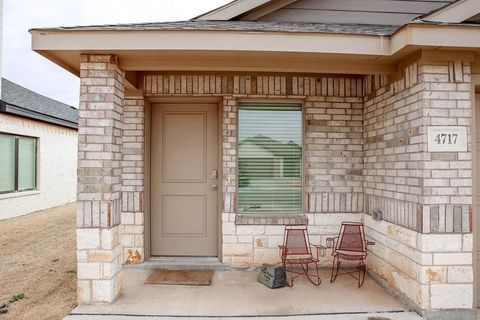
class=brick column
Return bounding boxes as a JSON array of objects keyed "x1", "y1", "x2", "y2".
[
  {"x1": 364, "y1": 55, "x2": 474, "y2": 318},
  {"x1": 76, "y1": 54, "x2": 124, "y2": 304}
]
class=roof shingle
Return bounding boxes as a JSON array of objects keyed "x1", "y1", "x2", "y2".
[
  {"x1": 37, "y1": 20, "x2": 400, "y2": 36},
  {"x1": 1, "y1": 78, "x2": 78, "y2": 128}
]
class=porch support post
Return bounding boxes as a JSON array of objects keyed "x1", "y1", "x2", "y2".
[
  {"x1": 364, "y1": 52, "x2": 475, "y2": 318},
  {"x1": 76, "y1": 54, "x2": 125, "y2": 304}
]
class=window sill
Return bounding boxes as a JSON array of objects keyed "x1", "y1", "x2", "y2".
[
  {"x1": 235, "y1": 214, "x2": 308, "y2": 225},
  {"x1": 0, "y1": 190, "x2": 40, "y2": 200}
]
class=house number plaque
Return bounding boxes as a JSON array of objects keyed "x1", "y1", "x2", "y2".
[{"x1": 427, "y1": 126, "x2": 467, "y2": 152}]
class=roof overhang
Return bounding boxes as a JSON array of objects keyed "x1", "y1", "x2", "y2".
[
  {"x1": 30, "y1": 22, "x2": 480, "y2": 77},
  {"x1": 420, "y1": 0, "x2": 480, "y2": 23},
  {"x1": 0, "y1": 101, "x2": 78, "y2": 129}
]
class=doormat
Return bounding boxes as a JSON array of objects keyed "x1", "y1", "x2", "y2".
[{"x1": 145, "y1": 269, "x2": 214, "y2": 286}]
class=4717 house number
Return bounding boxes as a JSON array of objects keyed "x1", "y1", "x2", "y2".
[
  {"x1": 427, "y1": 126, "x2": 467, "y2": 152},
  {"x1": 433, "y1": 133, "x2": 458, "y2": 145}
]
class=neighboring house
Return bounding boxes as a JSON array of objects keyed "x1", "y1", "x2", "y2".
[
  {"x1": 0, "y1": 78, "x2": 78, "y2": 220},
  {"x1": 30, "y1": 0, "x2": 480, "y2": 318}
]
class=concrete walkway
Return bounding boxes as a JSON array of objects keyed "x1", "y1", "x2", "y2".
[
  {"x1": 67, "y1": 269, "x2": 421, "y2": 320},
  {"x1": 66, "y1": 313, "x2": 421, "y2": 320}
]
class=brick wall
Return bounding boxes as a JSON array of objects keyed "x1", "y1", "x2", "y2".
[
  {"x1": 305, "y1": 95, "x2": 364, "y2": 213},
  {"x1": 364, "y1": 58, "x2": 474, "y2": 315},
  {"x1": 364, "y1": 62, "x2": 425, "y2": 231},
  {"x1": 121, "y1": 98, "x2": 145, "y2": 264}
]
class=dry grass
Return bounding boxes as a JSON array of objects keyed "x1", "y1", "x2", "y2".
[{"x1": 0, "y1": 204, "x2": 77, "y2": 320}]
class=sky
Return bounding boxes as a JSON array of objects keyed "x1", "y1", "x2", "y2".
[{"x1": 2, "y1": 0, "x2": 231, "y2": 107}]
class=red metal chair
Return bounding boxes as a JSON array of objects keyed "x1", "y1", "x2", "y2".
[
  {"x1": 278, "y1": 225, "x2": 326, "y2": 287},
  {"x1": 326, "y1": 222, "x2": 375, "y2": 288}
]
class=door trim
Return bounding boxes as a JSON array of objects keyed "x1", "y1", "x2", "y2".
[
  {"x1": 473, "y1": 84, "x2": 480, "y2": 308},
  {"x1": 145, "y1": 97, "x2": 222, "y2": 260}
]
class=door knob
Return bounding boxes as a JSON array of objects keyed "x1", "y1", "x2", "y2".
[{"x1": 211, "y1": 184, "x2": 218, "y2": 191}]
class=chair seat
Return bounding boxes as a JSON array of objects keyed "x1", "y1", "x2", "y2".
[
  {"x1": 283, "y1": 254, "x2": 317, "y2": 261},
  {"x1": 333, "y1": 249, "x2": 367, "y2": 260}
]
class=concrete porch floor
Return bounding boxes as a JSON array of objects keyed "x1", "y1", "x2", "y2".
[{"x1": 67, "y1": 269, "x2": 421, "y2": 320}]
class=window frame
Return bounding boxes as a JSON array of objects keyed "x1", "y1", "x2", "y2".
[
  {"x1": 0, "y1": 132, "x2": 38, "y2": 195},
  {"x1": 235, "y1": 100, "x2": 305, "y2": 216}
]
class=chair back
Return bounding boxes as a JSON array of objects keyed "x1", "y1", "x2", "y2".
[
  {"x1": 283, "y1": 225, "x2": 311, "y2": 255},
  {"x1": 336, "y1": 222, "x2": 366, "y2": 253}
]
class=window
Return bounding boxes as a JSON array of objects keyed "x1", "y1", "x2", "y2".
[
  {"x1": 0, "y1": 133, "x2": 37, "y2": 194},
  {"x1": 238, "y1": 103, "x2": 302, "y2": 214}
]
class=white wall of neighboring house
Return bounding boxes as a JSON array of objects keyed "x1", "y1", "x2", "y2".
[
  {"x1": 0, "y1": 113, "x2": 77, "y2": 220},
  {"x1": 0, "y1": 0, "x2": 4, "y2": 97}
]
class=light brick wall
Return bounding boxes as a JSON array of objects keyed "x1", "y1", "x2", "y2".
[
  {"x1": 222, "y1": 95, "x2": 237, "y2": 215},
  {"x1": 77, "y1": 54, "x2": 125, "y2": 304},
  {"x1": 121, "y1": 97, "x2": 145, "y2": 264},
  {"x1": 305, "y1": 95, "x2": 364, "y2": 213},
  {"x1": 420, "y1": 61, "x2": 472, "y2": 234},
  {"x1": 0, "y1": 114, "x2": 77, "y2": 220},
  {"x1": 364, "y1": 57, "x2": 474, "y2": 315},
  {"x1": 364, "y1": 62, "x2": 425, "y2": 231}
]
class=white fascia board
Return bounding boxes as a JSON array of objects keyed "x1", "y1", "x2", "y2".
[
  {"x1": 31, "y1": 30, "x2": 389, "y2": 56},
  {"x1": 391, "y1": 23, "x2": 480, "y2": 54},
  {"x1": 196, "y1": 0, "x2": 272, "y2": 21},
  {"x1": 420, "y1": 0, "x2": 480, "y2": 23}
]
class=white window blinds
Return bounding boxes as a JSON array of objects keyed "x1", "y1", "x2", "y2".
[
  {"x1": 0, "y1": 134, "x2": 16, "y2": 193},
  {"x1": 18, "y1": 137, "x2": 36, "y2": 191},
  {"x1": 0, "y1": 133, "x2": 37, "y2": 194},
  {"x1": 238, "y1": 103, "x2": 302, "y2": 214}
]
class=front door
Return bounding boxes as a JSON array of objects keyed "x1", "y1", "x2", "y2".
[{"x1": 151, "y1": 103, "x2": 218, "y2": 256}]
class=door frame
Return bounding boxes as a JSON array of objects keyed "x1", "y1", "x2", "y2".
[
  {"x1": 471, "y1": 70, "x2": 480, "y2": 308},
  {"x1": 144, "y1": 97, "x2": 223, "y2": 260},
  {"x1": 472, "y1": 76, "x2": 480, "y2": 308}
]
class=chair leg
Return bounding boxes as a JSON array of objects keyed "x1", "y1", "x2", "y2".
[
  {"x1": 286, "y1": 263, "x2": 294, "y2": 287},
  {"x1": 302, "y1": 261, "x2": 321, "y2": 286},
  {"x1": 358, "y1": 259, "x2": 366, "y2": 288},
  {"x1": 330, "y1": 256, "x2": 340, "y2": 283},
  {"x1": 311, "y1": 262, "x2": 321, "y2": 286}
]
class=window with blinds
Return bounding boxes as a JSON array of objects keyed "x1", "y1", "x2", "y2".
[
  {"x1": 238, "y1": 103, "x2": 302, "y2": 214},
  {"x1": 0, "y1": 133, "x2": 37, "y2": 194}
]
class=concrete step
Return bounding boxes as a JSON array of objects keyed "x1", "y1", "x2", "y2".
[
  {"x1": 66, "y1": 311, "x2": 422, "y2": 320},
  {"x1": 124, "y1": 257, "x2": 230, "y2": 271}
]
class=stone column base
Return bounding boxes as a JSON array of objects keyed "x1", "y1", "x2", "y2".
[{"x1": 77, "y1": 226, "x2": 123, "y2": 304}]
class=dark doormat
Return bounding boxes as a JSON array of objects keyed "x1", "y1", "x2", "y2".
[{"x1": 145, "y1": 269, "x2": 214, "y2": 286}]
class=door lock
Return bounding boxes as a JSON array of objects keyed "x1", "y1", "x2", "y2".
[
  {"x1": 211, "y1": 170, "x2": 218, "y2": 180},
  {"x1": 211, "y1": 184, "x2": 218, "y2": 191}
]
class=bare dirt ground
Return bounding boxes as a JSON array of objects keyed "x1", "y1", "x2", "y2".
[{"x1": 0, "y1": 204, "x2": 77, "y2": 320}]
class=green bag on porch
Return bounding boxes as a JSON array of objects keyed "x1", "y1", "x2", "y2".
[{"x1": 257, "y1": 264, "x2": 286, "y2": 289}]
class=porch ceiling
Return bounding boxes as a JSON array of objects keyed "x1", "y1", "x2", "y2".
[{"x1": 31, "y1": 22, "x2": 480, "y2": 78}]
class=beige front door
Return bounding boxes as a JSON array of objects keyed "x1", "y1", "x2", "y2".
[{"x1": 151, "y1": 103, "x2": 218, "y2": 256}]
